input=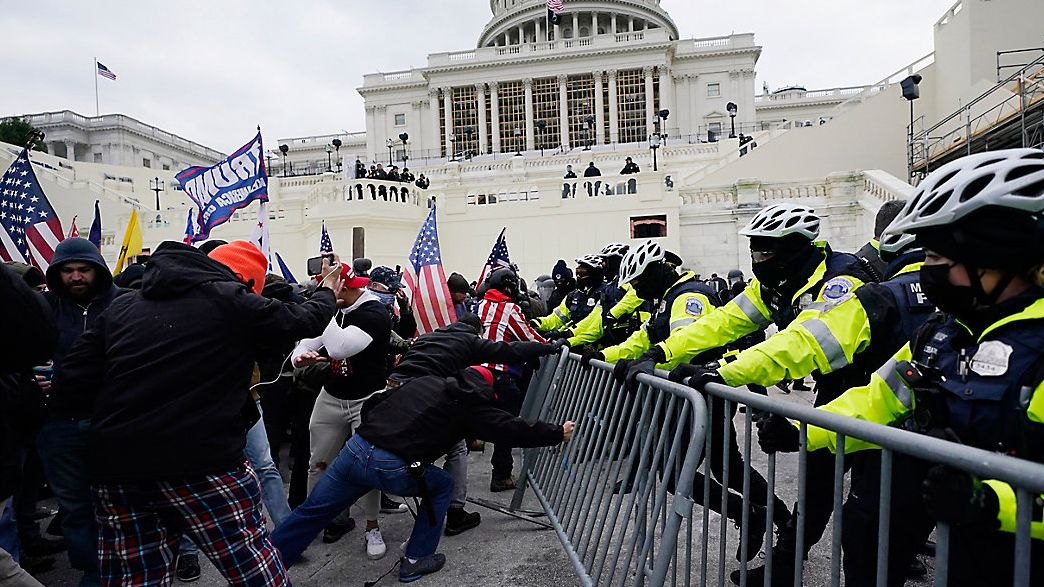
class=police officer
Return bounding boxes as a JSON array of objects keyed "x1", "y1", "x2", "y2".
[
  {"x1": 854, "y1": 199, "x2": 907, "y2": 283},
  {"x1": 584, "y1": 240, "x2": 789, "y2": 561},
  {"x1": 565, "y1": 243, "x2": 647, "y2": 349},
  {"x1": 532, "y1": 255, "x2": 606, "y2": 339},
  {"x1": 674, "y1": 204, "x2": 935, "y2": 585},
  {"x1": 623, "y1": 203, "x2": 876, "y2": 566},
  {"x1": 759, "y1": 148, "x2": 1044, "y2": 586}
]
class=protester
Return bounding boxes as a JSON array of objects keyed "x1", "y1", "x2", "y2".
[
  {"x1": 583, "y1": 162, "x2": 601, "y2": 177},
  {"x1": 547, "y1": 260, "x2": 575, "y2": 311},
  {"x1": 620, "y1": 157, "x2": 640, "y2": 174},
  {"x1": 475, "y1": 268, "x2": 548, "y2": 491},
  {"x1": 270, "y1": 366, "x2": 573, "y2": 582},
  {"x1": 34, "y1": 238, "x2": 128, "y2": 587},
  {"x1": 292, "y1": 264, "x2": 393, "y2": 558},
  {"x1": 563, "y1": 165, "x2": 577, "y2": 179},
  {"x1": 354, "y1": 159, "x2": 367, "y2": 179},
  {"x1": 415, "y1": 174, "x2": 430, "y2": 189},
  {"x1": 447, "y1": 272, "x2": 476, "y2": 317},
  {"x1": 52, "y1": 241, "x2": 340, "y2": 586},
  {"x1": 1, "y1": 263, "x2": 57, "y2": 587}
]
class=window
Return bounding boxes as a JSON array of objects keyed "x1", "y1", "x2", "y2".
[
  {"x1": 709, "y1": 122, "x2": 722, "y2": 135},
  {"x1": 630, "y1": 214, "x2": 667, "y2": 238},
  {"x1": 142, "y1": 158, "x2": 151, "y2": 168},
  {"x1": 394, "y1": 113, "x2": 406, "y2": 126},
  {"x1": 93, "y1": 153, "x2": 102, "y2": 163},
  {"x1": 162, "y1": 163, "x2": 170, "y2": 171},
  {"x1": 616, "y1": 69, "x2": 646, "y2": 144},
  {"x1": 707, "y1": 83, "x2": 720, "y2": 97}
]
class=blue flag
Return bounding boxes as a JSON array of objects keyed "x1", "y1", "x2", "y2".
[
  {"x1": 274, "y1": 252, "x2": 297, "y2": 284},
  {"x1": 176, "y1": 132, "x2": 268, "y2": 242},
  {"x1": 87, "y1": 200, "x2": 102, "y2": 250}
]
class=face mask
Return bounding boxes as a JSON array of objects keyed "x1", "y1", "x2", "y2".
[
  {"x1": 372, "y1": 291, "x2": 396, "y2": 307},
  {"x1": 919, "y1": 263, "x2": 978, "y2": 318},
  {"x1": 751, "y1": 258, "x2": 790, "y2": 290}
]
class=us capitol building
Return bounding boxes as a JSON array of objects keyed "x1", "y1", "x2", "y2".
[{"x1": 7, "y1": 0, "x2": 1042, "y2": 279}]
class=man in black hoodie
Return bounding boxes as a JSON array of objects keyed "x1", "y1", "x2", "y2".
[
  {"x1": 34, "y1": 237, "x2": 126, "y2": 586},
  {"x1": 56, "y1": 241, "x2": 340, "y2": 586},
  {"x1": 388, "y1": 314, "x2": 555, "y2": 535},
  {"x1": 270, "y1": 366, "x2": 572, "y2": 583}
]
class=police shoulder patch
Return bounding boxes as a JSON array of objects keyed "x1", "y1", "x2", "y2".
[
  {"x1": 685, "y1": 297, "x2": 705, "y2": 316},
  {"x1": 821, "y1": 277, "x2": 854, "y2": 302}
]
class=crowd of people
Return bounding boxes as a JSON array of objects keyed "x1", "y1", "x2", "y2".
[
  {"x1": 354, "y1": 159, "x2": 429, "y2": 189},
  {"x1": 1, "y1": 148, "x2": 1042, "y2": 586}
]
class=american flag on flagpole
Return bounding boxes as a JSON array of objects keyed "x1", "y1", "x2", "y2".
[
  {"x1": 96, "y1": 62, "x2": 117, "y2": 80},
  {"x1": 319, "y1": 220, "x2": 333, "y2": 254},
  {"x1": 0, "y1": 148, "x2": 64, "y2": 270},
  {"x1": 68, "y1": 216, "x2": 79, "y2": 238},
  {"x1": 547, "y1": 0, "x2": 564, "y2": 25},
  {"x1": 181, "y1": 209, "x2": 197, "y2": 244},
  {"x1": 403, "y1": 206, "x2": 457, "y2": 335},
  {"x1": 476, "y1": 227, "x2": 511, "y2": 286}
]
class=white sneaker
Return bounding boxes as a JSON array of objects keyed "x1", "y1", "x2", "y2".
[{"x1": 365, "y1": 527, "x2": 387, "y2": 560}]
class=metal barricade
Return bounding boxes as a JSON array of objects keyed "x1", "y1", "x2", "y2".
[{"x1": 511, "y1": 349, "x2": 710, "y2": 587}]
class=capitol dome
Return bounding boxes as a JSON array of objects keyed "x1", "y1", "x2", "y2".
[{"x1": 479, "y1": 0, "x2": 679, "y2": 48}]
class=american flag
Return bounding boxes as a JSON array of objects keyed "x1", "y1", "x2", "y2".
[
  {"x1": 403, "y1": 206, "x2": 457, "y2": 335},
  {"x1": 476, "y1": 227, "x2": 511, "y2": 286},
  {"x1": 0, "y1": 148, "x2": 64, "y2": 270},
  {"x1": 97, "y1": 62, "x2": 117, "y2": 80},
  {"x1": 181, "y1": 209, "x2": 197, "y2": 244},
  {"x1": 319, "y1": 220, "x2": 333, "y2": 254},
  {"x1": 68, "y1": 216, "x2": 79, "y2": 238},
  {"x1": 87, "y1": 200, "x2": 102, "y2": 250}
]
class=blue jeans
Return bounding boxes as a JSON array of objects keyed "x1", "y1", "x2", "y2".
[
  {"x1": 0, "y1": 498, "x2": 17, "y2": 561},
  {"x1": 180, "y1": 402, "x2": 291, "y2": 556},
  {"x1": 37, "y1": 418, "x2": 101, "y2": 586},
  {"x1": 271, "y1": 434, "x2": 453, "y2": 566}
]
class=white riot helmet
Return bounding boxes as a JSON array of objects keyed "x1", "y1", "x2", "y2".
[
  {"x1": 600, "y1": 242, "x2": 630, "y2": 259},
  {"x1": 575, "y1": 254, "x2": 605, "y2": 271},
  {"x1": 739, "y1": 203, "x2": 821, "y2": 241},
  {"x1": 878, "y1": 231, "x2": 916, "y2": 256},
  {"x1": 886, "y1": 148, "x2": 1044, "y2": 236},
  {"x1": 618, "y1": 240, "x2": 665, "y2": 285}
]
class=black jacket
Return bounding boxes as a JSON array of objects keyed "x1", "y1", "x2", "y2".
[
  {"x1": 55, "y1": 242, "x2": 338, "y2": 482},
  {"x1": 307, "y1": 295, "x2": 392, "y2": 400},
  {"x1": 0, "y1": 264, "x2": 57, "y2": 498},
  {"x1": 390, "y1": 322, "x2": 549, "y2": 382},
  {"x1": 358, "y1": 370, "x2": 562, "y2": 464},
  {"x1": 583, "y1": 165, "x2": 601, "y2": 177},
  {"x1": 43, "y1": 238, "x2": 128, "y2": 418}
]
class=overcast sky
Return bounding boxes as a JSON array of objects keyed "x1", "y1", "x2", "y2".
[{"x1": 1, "y1": 0, "x2": 956, "y2": 153}]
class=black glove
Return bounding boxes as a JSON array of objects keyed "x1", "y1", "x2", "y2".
[
  {"x1": 612, "y1": 359, "x2": 633, "y2": 383},
  {"x1": 667, "y1": 363, "x2": 723, "y2": 390},
  {"x1": 756, "y1": 414, "x2": 800, "y2": 453},
  {"x1": 922, "y1": 465, "x2": 1000, "y2": 529},
  {"x1": 551, "y1": 339, "x2": 569, "y2": 351},
  {"x1": 623, "y1": 347, "x2": 666, "y2": 391},
  {"x1": 602, "y1": 312, "x2": 619, "y2": 329},
  {"x1": 544, "y1": 330, "x2": 563, "y2": 340},
  {"x1": 581, "y1": 351, "x2": 605, "y2": 369}
]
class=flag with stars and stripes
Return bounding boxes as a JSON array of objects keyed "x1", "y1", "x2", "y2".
[
  {"x1": 319, "y1": 220, "x2": 333, "y2": 254},
  {"x1": 403, "y1": 206, "x2": 456, "y2": 335},
  {"x1": 547, "y1": 0, "x2": 563, "y2": 25},
  {"x1": 477, "y1": 227, "x2": 511, "y2": 286},
  {"x1": 0, "y1": 148, "x2": 64, "y2": 270},
  {"x1": 96, "y1": 61, "x2": 117, "y2": 80},
  {"x1": 181, "y1": 208, "x2": 198, "y2": 244}
]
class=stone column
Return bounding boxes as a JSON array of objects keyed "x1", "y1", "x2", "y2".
[
  {"x1": 536, "y1": 19, "x2": 542, "y2": 43},
  {"x1": 442, "y1": 87, "x2": 454, "y2": 158},
  {"x1": 518, "y1": 24, "x2": 524, "y2": 44},
  {"x1": 643, "y1": 66, "x2": 655, "y2": 135},
  {"x1": 523, "y1": 78, "x2": 535, "y2": 151},
  {"x1": 572, "y1": 12, "x2": 579, "y2": 38},
  {"x1": 592, "y1": 70, "x2": 604, "y2": 145},
  {"x1": 591, "y1": 12, "x2": 598, "y2": 35},
  {"x1": 607, "y1": 69, "x2": 619, "y2": 143},
  {"x1": 428, "y1": 89, "x2": 441, "y2": 156},
  {"x1": 65, "y1": 141, "x2": 76, "y2": 162},
  {"x1": 628, "y1": 16, "x2": 634, "y2": 32},
  {"x1": 611, "y1": 13, "x2": 617, "y2": 35},
  {"x1": 490, "y1": 82, "x2": 502, "y2": 153},
  {"x1": 558, "y1": 74, "x2": 570, "y2": 150},
  {"x1": 476, "y1": 83, "x2": 488, "y2": 155}
]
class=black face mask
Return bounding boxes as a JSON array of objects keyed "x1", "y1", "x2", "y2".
[{"x1": 919, "y1": 263, "x2": 978, "y2": 318}]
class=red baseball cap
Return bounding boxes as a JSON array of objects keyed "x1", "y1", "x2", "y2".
[
  {"x1": 468, "y1": 366, "x2": 495, "y2": 387},
  {"x1": 339, "y1": 264, "x2": 370, "y2": 289}
]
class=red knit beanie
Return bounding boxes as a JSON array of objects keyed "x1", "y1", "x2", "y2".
[
  {"x1": 468, "y1": 366, "x2": 495, "y2": 387},
  {"x1": 209, "y1": 241, "x2": 267, "y2": 294}
]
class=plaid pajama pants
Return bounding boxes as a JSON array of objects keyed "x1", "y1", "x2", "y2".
[{"x1": 92, "y1": 462, "x2": 289, "y2": 587}]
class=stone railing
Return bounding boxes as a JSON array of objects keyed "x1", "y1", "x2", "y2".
[
  {"x1": 342, "y1": 179, "x2": 428, "y2": 206},
  {"x1": 427, "y1": 28, "x2": 675, "y2": 68},
  {"x1": 0, "y1": 145, "x2": 146, "y2": 210},
  {"x1": 465, "y1": 174, "x2": 644, "y2": 206},
  {"x1": 862, "y1": 169, "x2": 913, "y2": 203},
  {"x1": 278, "y1": 132, "x2": 367, "y2": 148},
  {"x1": 680, "y1": 171, "x2": 913, "y2": 209},
  {"x1": 754, "y1": 85, "x2": 877, "y2": 105}
]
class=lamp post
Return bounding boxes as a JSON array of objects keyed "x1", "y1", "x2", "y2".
[
  {"x1": 650, "y1": 109, "x2": 669, "y2": 171},
  {"x1": 325, "y1": 144, "x2": 333, "y2": 172},
  {"x1": 278, "y1": 144, "x2": 289, "y2": 177},
  {"x1": 265, "y1": 153, "x2": 273, "y2": 176},
  {"x1": 448, "y1": 133, "x2": 457, "y2": 162},
  {"x1": 386, "y1": 138, "x2": 394, "y2": 165},
  {"x1": 332, "y1": 138, "x2": 342, "y2": 172},
  {"x1": 149, "y1": 177, "x2": 165, "y2": 211},
  {"x1": 726, "y1": 102, "x2": 738, "y2": 138},
  {"x1": 398, "y1": 132, "x2": 409, "y2": 167},
  {"x1": 513, "y1": 126, "x2": 522, "y2": 156},
  {"x1": 900, "y1": 74, "x2": 923, "y2": 182},
  {"x1": 535, "y1": 120, "x2": 546, "y2": 156}
]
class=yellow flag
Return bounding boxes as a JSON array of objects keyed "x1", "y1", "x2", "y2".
[{"x1": 114, "y1": 209, "x2": 143, "y2": 274}]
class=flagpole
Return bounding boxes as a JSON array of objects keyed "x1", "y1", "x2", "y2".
[{"x1": 94, "y1": 57, "x2": 99, "y2": 116}]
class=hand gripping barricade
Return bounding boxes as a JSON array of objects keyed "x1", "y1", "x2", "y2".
[
  {"x1": 510, "y1": 348, "x2": 711, "y2": 587},
  {"x1": 511, "y1": 350, "x2": 1044, "y2": 587}
]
